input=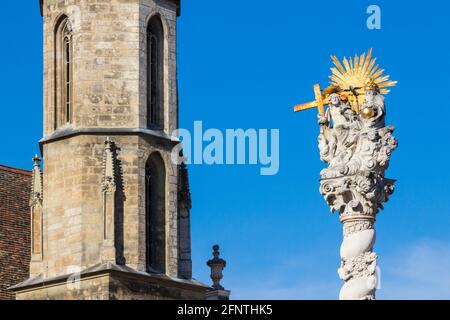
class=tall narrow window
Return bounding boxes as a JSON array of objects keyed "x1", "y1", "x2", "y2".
[
  {"x1": 147, "y1": 16, "x2": 164, "y2": 129},
  {"x1": 62, "y1": 23, "x2": 72, "y2": 124},
  {"x1": 54, "y1": 17, "x2": 73, "y2": 129},
  {"x1": 145, "y1": 153, "x2": 166, "y2": 273}
]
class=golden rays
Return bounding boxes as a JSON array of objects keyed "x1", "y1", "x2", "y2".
[{"x1": 329, "y1": 48, "x2": 397, "y2": 95}]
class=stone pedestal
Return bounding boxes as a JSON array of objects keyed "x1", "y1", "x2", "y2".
[{"x1": 205, "y1": 290, "x2": 231, "y2": 301}]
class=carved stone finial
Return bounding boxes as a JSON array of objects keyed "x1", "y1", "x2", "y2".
[
  {"x1": 207, "y1": 245, "x2": 226, "y2": 290},
  {"x1": 30, "y1": 155, "x2": 43, "y2": 207},
  {"x1": 30, "y1": 155, "x2": 44, "y2": 262},
  {"x1": 102, "y1": 138, "x2": 116, "y2": 193},
  {"x1": 101, "y1": 138, "x2": 118, "y2": 263},
  {"x1": 33, "y1": 154, "x2": 40, "y2": 167}
]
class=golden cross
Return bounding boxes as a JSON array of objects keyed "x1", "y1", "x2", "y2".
[{"x1": 293, "y1": 84, "x2": 328, "y2": 115}]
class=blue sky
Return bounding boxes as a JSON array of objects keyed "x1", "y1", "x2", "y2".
[{"x1": 1, "y1": 0, "x2": 450, "y2": 299}]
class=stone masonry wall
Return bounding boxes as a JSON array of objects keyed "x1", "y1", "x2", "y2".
[
  {"x1": 138, "y1": 1, "x2": 179, "y2": 133},
  {"x1": 41, "y1": 134, "x2": 179, "y2": 278},
  {"x1": 43, "y1": 0, "x2": 141, "y2": 135},
  {"x1": 38, "y1": 0, "x2": 181, "y2": 281},
  {"x1": 42, "y1": 0, "x2": 178, "y2": 137}
]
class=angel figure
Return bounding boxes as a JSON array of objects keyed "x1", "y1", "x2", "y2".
[{"x1": 318, "y1": 93, "x2": 359, "y2": 178}]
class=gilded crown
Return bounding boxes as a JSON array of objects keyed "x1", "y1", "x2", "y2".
[{"x1": 365, "y1": 77, "x2": 380, "y2": 92}]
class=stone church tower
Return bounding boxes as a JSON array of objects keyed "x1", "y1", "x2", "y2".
[{"x1": 11, "y1": 0, "x2": 209, "y2": 300}]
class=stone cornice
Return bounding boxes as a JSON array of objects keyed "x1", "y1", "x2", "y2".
[
  {"x1": 39, "y1": 127, "x2": 180, "y2": 152},
  {"x1": 9, "y1": 263, "x2": 209, "y2": 293},
  {"x1": 39, "y1": 0, "x2": 181, "y2": 16}
]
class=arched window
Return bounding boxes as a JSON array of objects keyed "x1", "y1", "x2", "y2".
[
  {"x1": 145, "y1": 153, "x2": 166, "y2": 273},
  {"x1": 146, "y1": 16, "x2": 164, "y2": 130},
  {"x1": 54, "y1": 16, "x2": 73, "y2": 129}
]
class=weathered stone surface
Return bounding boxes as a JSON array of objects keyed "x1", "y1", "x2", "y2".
[
  {"x1": 14, "y1": 263, "x2": 207, "y2": 300},
  {"x1": 13, "y1": 0, "x2": 199, "y2": 300},
  {"x1": 318, "y1": 85, "x2": 397, "y2": 300}
]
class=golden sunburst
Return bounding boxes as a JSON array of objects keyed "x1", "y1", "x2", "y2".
[{"x1": 329, "y1": 48, "x2": 397, "y2": 95}]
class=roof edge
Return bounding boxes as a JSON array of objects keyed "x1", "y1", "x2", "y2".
[{"x1": 0, "y1": 165, "x2": 32, "y2": 175}]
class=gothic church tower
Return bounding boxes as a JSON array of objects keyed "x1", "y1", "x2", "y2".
[{"x1": 12, "y1": 0, "x2": 208, "y2": 300}]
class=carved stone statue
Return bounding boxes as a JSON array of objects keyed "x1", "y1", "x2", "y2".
[
  {"x1": 318, "y1": 93, "x2": 359, "y2": 179},
  {"x1": 294, "y1": 49, "x2": 398, "y2": 300}
]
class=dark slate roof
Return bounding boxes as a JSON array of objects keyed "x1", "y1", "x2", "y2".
[
  {"x1": 0, "y1": 165, "x2": 31, "y2": 176},
  {"x1": 39, "y1": 0, "x2": 180, "y2": 16}
]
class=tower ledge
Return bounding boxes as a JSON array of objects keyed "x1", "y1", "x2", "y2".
[
  {"x1": 39, "y1": 127, "x2": 180, "y2": 149},
  {"x1": 11, "y1": 263, "x2": 208, "y2": 300}
]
